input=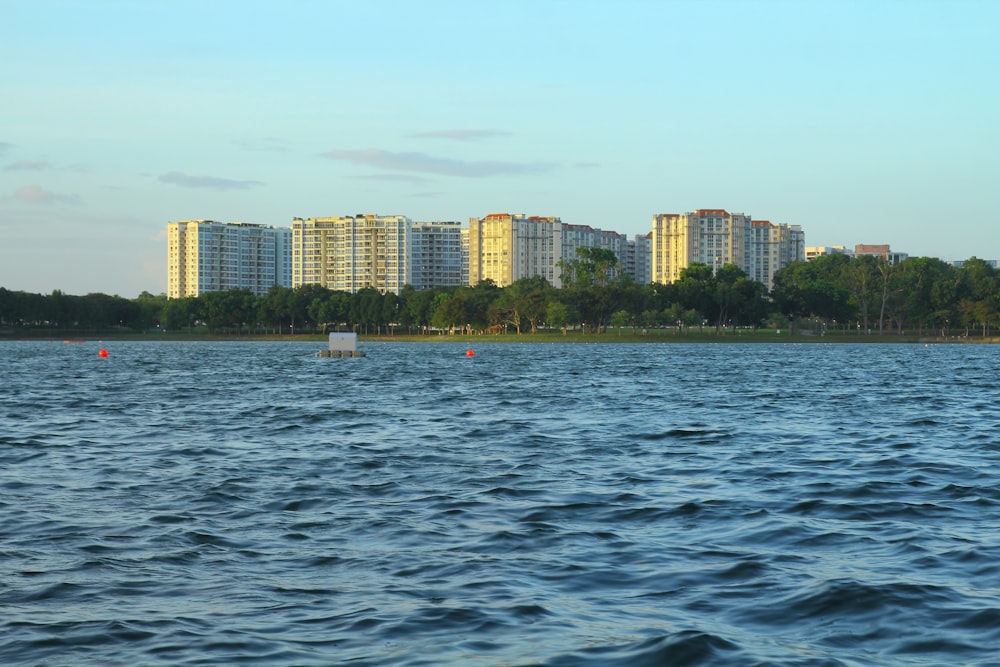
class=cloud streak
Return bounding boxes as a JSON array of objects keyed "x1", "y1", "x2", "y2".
[
  {"x1": 159, "y1": 171, "x2": 264, "y2": 190},
  {"x1": 323, "y1": 148, "x2": 555, "y2": 178},
  {"x1": 4, "y1": 160, "x2": 52, "y2": 171},
  {"x1": 235, "y1": 137, "x2": 290, "y2": 153},
  {"x1": 13, "y1": 184, "x2": 80, "y2": 205},
  {"x1": 409, "y1": 130, "x2": 512, "y2": 142},
  {"x1": 353, "y1": 173, "x2": 433, "y2": 184},
  {"x1": 0, "y1": 142, "x2": 12, "y2": 156}
]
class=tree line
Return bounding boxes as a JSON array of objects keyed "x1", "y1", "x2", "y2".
[{"x1": 2, "y1": 249, "x2": 998, "y2": 337}]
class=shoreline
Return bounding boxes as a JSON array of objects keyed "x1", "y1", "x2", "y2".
[{"x1": 1, "y1": 330, "x2": 993, "y2": 344}]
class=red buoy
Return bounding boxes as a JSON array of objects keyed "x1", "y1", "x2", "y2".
[
  {"x1": 465, "y1": 349, "x2": 475, "y2": 357},
  {"x1": 98, "y1": 349, "x2": 109, "y2": 358}
]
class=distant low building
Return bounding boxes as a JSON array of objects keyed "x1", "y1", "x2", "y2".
[
  {"x1": 805, "y1": 245, "x2": 847, "y2": 261},
  {"x1": 807, "y1": 244, "x2": 908, "y2": 265},
  {"x1": 948, "y1": 259, "x2": 999, "y2": 269},
  {"x1": 851, "y1": 244, "x2": 908, "y2": 265}
]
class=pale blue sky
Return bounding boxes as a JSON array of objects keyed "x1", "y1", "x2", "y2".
[{"x1": 2, "y1": 0, "x2": 997, "y2": 297}]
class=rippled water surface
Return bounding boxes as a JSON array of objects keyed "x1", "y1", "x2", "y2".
[{"x1": 2, "y1": 339, "x2": 1000, "y2": 666}]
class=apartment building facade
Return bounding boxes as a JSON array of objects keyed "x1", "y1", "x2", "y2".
[
  {"x1": 651, "y1": 209, "x2": 752, "y2": 284},
  {"x1": 291, "y1": 215, "x2": 411, "y2": 293},
  {"x1": 651, "y1": 210, "x2": 803, "y2": 287},
  {"x1": 468, "y1": 214, "x2": 561, "y2": 287},
  {"x1": 467, "y1": 213, "x2": 639, "y2": 288},
  {"x1": 409, "y1": 221, "x2": 466, "y2": 290},
  {"x1": 623, "y1": 233, "x2": 652, "y2": 286},
  {"x1": 749, "y1": 220, "x2": 806, "y2": 289},
  {"x1": 166, "y1": 220, "x2": 291, "y2": 298}
]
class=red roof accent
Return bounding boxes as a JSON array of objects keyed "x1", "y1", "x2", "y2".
[
  {"x1": 752, "y1": 220, "x2": 773, "y2": 227},
  {"x1": 696, "y1": 209, "x2": 730, "y2": 216}
]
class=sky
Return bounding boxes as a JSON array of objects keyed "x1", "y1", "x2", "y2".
[{"x1": 2, "y1": 0, "x2": 998, "y2": 298}]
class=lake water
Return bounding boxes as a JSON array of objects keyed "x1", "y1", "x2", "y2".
[{"x1": 2, "y1": 339, "x2": 999, "y2": 666}]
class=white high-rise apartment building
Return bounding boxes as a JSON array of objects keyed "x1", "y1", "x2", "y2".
[
  {"x1": 291, "y1": 214, "x2": 411, "y2": 293},
  {"x1": 749, "y1": 220, "x2": 805, "y2": 289},
  {"x1": 623, "y1": 233, "x2": 652, "y2": 285},
  {"x1": 166, "y1": 220, "x2": 291, "y2": 298},
  {"x1": 561, "y1": 223, "x2": 630, "y2": 282},
  {"x1": 410, "y1": 221, "x2": 466, "y2": 289}
]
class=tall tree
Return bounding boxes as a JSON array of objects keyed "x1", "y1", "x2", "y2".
[{"x1": 558, "y1": 247, "x2": 626, "y2": 333}]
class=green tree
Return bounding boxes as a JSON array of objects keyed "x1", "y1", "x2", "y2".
[
  {"x1": 558, "y1": 247, "x2": 626, "y2": 333},
  {"x1": 259, "y1": 285, "x2": 292, "y2": 332},
  {"x1": 546, "y1": 300, "x2": 573, "y2": 335},
  {"x1": 134, "y1": 291, "x2": 168, "y2": 330},
  {"x1": 675, "y1": 263, "x2": 715, "y2": 332},
  {"x1": 202, "y1": 289, "x2": 255, "y2": 333},
  {"x1": 163, "y1": 296, "x2": 200, "y2": 332},
  {"x1": 712, "y1": 264, "x2": 751, "y2": 333},
  {"x1": 955, "y1": 258, "x2": 999, "y2": 336},
  {"x1": 842, "y1": 255, "x2": 881, "y2": 333},
  {"x1": 771, "y1": 254, "x2": 854, "y2": 328},
  {"x1": 400, "y1": 286, "x2": 443, "y2": 333},
  {"x1": 609, "y1": 309, "x2": 630, "y2": 334},
  {"x1": 493, "y1": 275, "x2": 551, "y2": 334}
]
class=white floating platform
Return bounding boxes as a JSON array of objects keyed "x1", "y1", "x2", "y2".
[{"x1": 317, "y1": 332, "x2": 365, "y2": 357}]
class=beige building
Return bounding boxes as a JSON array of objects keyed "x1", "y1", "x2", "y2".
[
  {"x1": 652, "y1": 210, "x2": 804, "y2": 287},
  {"x1": 467, "y1": 213, "x2": 633, "y2": 288},
  {"x1": 291, "y1": 214, "x2": 411, "y2": 293},
  {"x1": 805, "y1": 245, "x2": 848, "y2": 261},
  {"x1": 651, "y1": 209, "x2": 752, "y2": 284},
  {"x1": 468, "y1": 214, "x2": 562, "y2": 287},
  {"x1": 166, "y1": 220, "x2": 291, "y2": 298}
]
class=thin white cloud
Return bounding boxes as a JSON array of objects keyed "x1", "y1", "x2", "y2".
[
  {"x1": 0, "y1": 142, "x2": 12, "y2": 156},
  {"x1": 409, "y1": 130, "x2": 512, "y2": 142},
  {"x1": 354, "y1": 173, "x2": 433, "y2": 184},
  {"x1": 159, "y1": 171, "x2": 264, "y2": 190},
  {"x1": 12, "y1": 184, "x2": 80, "y2": 205},
  {"x1": 234, "y1": 137, "x2": 290, "y2": 152},
  {"x1": 323, "y1": 148, "x2": 555, "y2": 178},
  {"x1": 4, "y1": 160, "x2": 52, "y2": 171}
]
